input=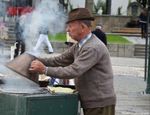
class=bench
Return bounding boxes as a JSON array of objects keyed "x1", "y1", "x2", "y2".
[{"x1": 111, "y1": 27, "x2": 141, "y2": 34}]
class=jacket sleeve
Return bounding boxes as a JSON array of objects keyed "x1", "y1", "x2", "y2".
[
  {"x1": 38, "y1": 46, "x2": 75, "y2": 67},
  {"x1": 45, "y1": 47, "x2": 99, "y2": 79}
]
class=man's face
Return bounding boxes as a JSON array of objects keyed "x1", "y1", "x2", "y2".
[{"x1": 66, "y1": 21, "x2": 82, "y2": 41}]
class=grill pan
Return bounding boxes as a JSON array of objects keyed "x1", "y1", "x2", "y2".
[{"x1": 6, "y1": 53, "x2": 39, "y2": 83}]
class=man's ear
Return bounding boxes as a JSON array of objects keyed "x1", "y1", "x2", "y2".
[{"x1": 81, "y1": 23, "x2": 87, "y2": 29}]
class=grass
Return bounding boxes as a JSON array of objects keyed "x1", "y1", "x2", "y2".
[
  {"x1": 107, "y1": 34, "x2": 132, "y2": 44},
  {"x1": 49, "y1": 33, "x2": 66, "y2": 42},
  {"x1": 48, "y1": 33, "x2": 132, "y2": 44}
]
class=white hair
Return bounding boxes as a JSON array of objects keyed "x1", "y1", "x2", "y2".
[{"x1": 96, "y1": 25, "x2": 102, "y2": 30}]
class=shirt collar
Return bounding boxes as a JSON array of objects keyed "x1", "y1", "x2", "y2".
[{"x1": 79, "y1": 33, "x2": 92, "y2": 48}]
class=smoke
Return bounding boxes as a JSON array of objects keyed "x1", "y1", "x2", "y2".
[
  {"x1": 0, "y1": 2, "x2": 6, "y2": 17},
  {"x1": 0, "y1": 43, "x2": 8, "y2": 64},
  {"x1": 0, "y1": 2, "x2": 8, "y2": 63},
  {"x1": 19, "y1": 0, "x2": 67, "y2": 51},
  {"x1": 0, "y1": 64, "x2": 41, "y2": 94}
]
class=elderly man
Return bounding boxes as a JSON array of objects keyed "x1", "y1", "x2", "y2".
[{"x1": 29, "y1": 8, "x2": 116, "y2": 115}]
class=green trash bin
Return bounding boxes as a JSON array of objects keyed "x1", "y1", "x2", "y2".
[{"x1": 0, "y1": 92, "x2": 78, "y2": 115}]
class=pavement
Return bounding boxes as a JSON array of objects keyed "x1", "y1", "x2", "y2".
[
  {"x1": 111, "y1": 57, "x2": 150, "y2": 115},
  {"x1": 111, "y1": 37, "x2": 150, "y2": 115},
  {"x1": 0, "y1": 40, "x2": 150, "y2": 115},
  {"x1": 124, "y1": 36, "x2": 146, "y2": 44}
]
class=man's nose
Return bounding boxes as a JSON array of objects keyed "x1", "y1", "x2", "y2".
[
  {"x1": 66, "y1": 26, "x2": 70, "y2": 32},
  {"x1": 66, "y1": 27, "x2": 68, "y2": 32}
]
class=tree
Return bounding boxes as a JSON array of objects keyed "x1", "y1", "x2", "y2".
[
  {"x1": 117, "y1": 6, "x2": 122, "y2": 15},
  {"x1": 85, "y1": 0, "x2": 94, "y2": 13},
  {"x1": 85, "y1": 0, "x2": 111, "y2": 14},
  {"x1": 136, "y1": 0, "x2": 147, "y2": 8},
  {"x1": 93, "y1": 0, "x2": 106, "y2": 14},
  {"x1": 106, "y1": 0, "x2": 111, "y2": 14}
]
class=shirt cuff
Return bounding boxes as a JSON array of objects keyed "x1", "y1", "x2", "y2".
[{"x1": 45, "y1": 67, "x2": 48, "y2": 75}]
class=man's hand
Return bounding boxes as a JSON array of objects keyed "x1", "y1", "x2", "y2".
[{"x1": 29, "y1": 59, "x2": 46, "y2": 74}]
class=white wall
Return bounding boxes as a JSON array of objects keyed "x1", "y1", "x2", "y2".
[
  {"x1": 69, "y1": 0, "x2": 85, "y2": 8},
  {"x1": 111, "y1": 0, "x2": 136, "y2": 15},
  {"x1": 69, "y1": 0, "x2": 136, "y2": 15},
  {"x1": 111, "y1": 0, "x2": 128, "y2": 15}
]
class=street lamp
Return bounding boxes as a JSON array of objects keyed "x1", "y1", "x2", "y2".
[{"x1": 145, "y1": 0, "x2": 150, "y2": 94}]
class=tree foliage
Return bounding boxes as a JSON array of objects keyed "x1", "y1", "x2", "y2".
[
  {"x1": 93, "y1": 0, "x2": 106, "y2": 14},
  {"x1": 136, "y1": 0, "x2": 147, "y2": 8}
]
